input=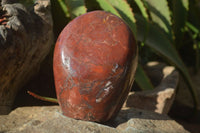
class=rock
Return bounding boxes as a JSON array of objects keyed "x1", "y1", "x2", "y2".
[
  {"x1": 123, "y1": 62, "x2": 179, "y2": 114},
  {"x1": 170, "y1": 67, "x2": 200, "y2": 124},
  {"x1": 53, "y1": 10, "x2": 138, "y2": 122},
  {"x1": 175, "y1": 68, "x2": 200, "y2": 110},
  {"x1": 0, "y1": 0, "x2": 53, "y2": 114},
  {"x1": 0, "y1": 106, "x2": 188, "y2": 133},
  {"x1": 0, "y1": 106, "x2": 118, "y2": 133},
  {"x1": 114, "y1": 107, "x2": 189, "y2": 133}
]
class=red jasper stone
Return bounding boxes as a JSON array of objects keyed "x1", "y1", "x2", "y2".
[{"x1": 53, "y1": 11, "x2": 138, "y2": 122}]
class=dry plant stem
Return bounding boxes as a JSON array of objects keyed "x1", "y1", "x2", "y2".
[{"x1": 27, "y1": 91, "x2": 58, "y2": 104}]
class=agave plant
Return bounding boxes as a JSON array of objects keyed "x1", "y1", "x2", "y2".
[{"x1": 50, "y1": 0, "x2": 200, "y2": 110}]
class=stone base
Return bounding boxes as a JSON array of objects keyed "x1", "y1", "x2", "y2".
[{"x1": 0, "y1": 106, "x2": 189, "y2": 133}]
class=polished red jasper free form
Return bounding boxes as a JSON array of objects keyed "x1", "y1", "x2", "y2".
[{"x1": 53, "y1": 11, "x2": 138, "y2": 122}]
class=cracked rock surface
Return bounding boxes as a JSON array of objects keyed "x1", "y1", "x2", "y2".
[{"x1": 0, "y1": 106, "x2": 189, "y2": 133}]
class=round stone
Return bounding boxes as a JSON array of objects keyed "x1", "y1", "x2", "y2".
[{"x1": 53, "y1": 11, "x2": 138, "y2": 122}]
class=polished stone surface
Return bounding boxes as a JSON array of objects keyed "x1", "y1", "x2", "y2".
[{"x1": 53, "y1": 11, "x2": 137, "y2": 122}]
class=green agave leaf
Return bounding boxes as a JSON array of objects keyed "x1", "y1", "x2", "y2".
[
  {"x1": 134, "y1": 0, "x2": 150, "y2": 43},
  {"x1": 107, "y1": 0, "x2": 137, "y2": 36},
  {"x1": 52, "y1": 0, "x2": 70, "y2": 37},
  {"x1": 143, "y1": 0, "x2": 172, "y2": 40},
  {"x1": 188, "y1": 0, "x2": 200, "y2": 31},
  {"x1": 135, "y1": 64, "x2": 154, "y2": 90},
  {"x1": 136, "y1": 14, "x2": 199, "y2": 109},
  {"x1": 96, "y1": 0, "x2": 136, "y2": 36},
  {"x1": 136, "y1": 14, "x2": 181, "y2": 68},
  {"x1": 186, "y1": 21, "x2": 199, "y2": 35},
  {"x1": 96, "y1": 0, "x2": 153, "y2": 91},
  {"x1": 64, "y1": 0, "x2": 87, "y2": 19},
  {"x1": 173, "y1": 0, "x2": 189, "y2": 48},
  {"x1": 134, "y1": 0, "x2": 148, "y2": 20},
  {"x1": 85, "y1": 0, "x2": 106, "y2": 11},
  {"x1": 58, "y1": 0, "x2": 70, "y2": 17},
  {"x1": 96, "y1": 0, "x2": 120, "y2": 17},
  {"x1": 185, "y1": 21, "x2": 200, "y2": 73}
]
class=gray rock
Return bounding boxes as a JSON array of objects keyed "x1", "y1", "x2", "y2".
[
  {"x1": 123, "y1": 62, "x2": 179, "y2": 114},
  {"x1": 176, "y1": 67, "x2": 200, "y2": 110},
  {"x1": 0, "y1": 106, "x2": 189, "y2": 133},
  {"x1": 0, "y1": 0, "x2": 53, "y2": 114},
  {"x1": 0, "y1": 106, "x2": 118, "y2": 133},
  {"x1": 115, "y1": 107, "x2": 189, "y2": 133}
]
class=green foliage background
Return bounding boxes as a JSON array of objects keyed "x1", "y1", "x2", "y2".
[{"x1": 50, "y1": 0, "x2": 200, "y2": 110}]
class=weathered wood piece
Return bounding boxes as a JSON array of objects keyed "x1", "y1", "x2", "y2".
[{"x1": 0, "y1": 0, "x2": 53, "y2": 114}]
